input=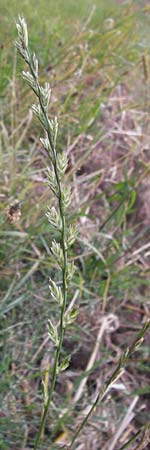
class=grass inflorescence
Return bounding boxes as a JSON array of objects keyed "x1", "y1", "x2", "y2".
[{"x1": 15, "y1": 15, "x2": 78, "y2": 449}]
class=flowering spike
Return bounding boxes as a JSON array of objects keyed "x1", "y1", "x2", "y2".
[
  {"x1": 39, "y1": 83, "x2": 51, "y2": 111},
  {"x1": 66, "y1": 261, "x2": 76, "y2": 286},
  {"x1": 51, "y1": 240, "x2": 64, "y2": 267},
  {"x1": 49, "y1": 279, "x2": 63, "y2": 305},
  {"x1": 47, "y1": 319, "x2": 59, "y2": 346},
  {"x1": 61, "y1": 186, "x2": 71, "y2": 212},
  {"x1": 47, "y1": 167, "x2": 58, "y2": 196},
  {"x1": 16, "y1": 16, "x2": 28, "y2": 48},
  {"x1": 57, "y1": 355, "x2": 71, "y2": 374},
  {"x1": 57, "y1": 152, "x2": 68, "y2": 180},
  {"x1": 22, "y1": 71, "x2": 37, "y2": 92},
  {"x1": 49, "y1": 117, "x2": 58, "y2": 149},
  {"x1": 64, "y1": 307, "x2": 78, "y2": 327},
  {"x1": 32, "y1": 53, "x2": 38, "y2": 76},
  {"x1": 65, "y1": 224, "x2": 77, "y2": 248},
  {"x1": 15, "y1": 17, "x2": 77, "y2": 449},
  {"x1": 46, "y1": 206, "x2": 62, "y2": 230}
]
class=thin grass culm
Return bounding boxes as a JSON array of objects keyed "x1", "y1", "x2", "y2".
[
  {"x1": 15, "y1": 16, "x2": 77, "y2": 450},
  {"x1": 69, "y1": 319, "x2": 150, "y2": 448}
]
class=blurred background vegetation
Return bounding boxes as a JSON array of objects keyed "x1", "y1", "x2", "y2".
[{"x1": 0, "y1": 1, "x2": 150, "y2": 449}]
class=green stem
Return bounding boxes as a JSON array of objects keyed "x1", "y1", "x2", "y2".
[
  {"x1": 34, "y1": 204, "x2": 67, "y2": 450},
  {"x1": 25, "y1": 54, "x2": 68, "y2": 450}
]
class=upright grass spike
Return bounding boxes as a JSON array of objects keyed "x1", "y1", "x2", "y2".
[{"x1": 15, "y1": 16, "x2": 77, "y2": 450}]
